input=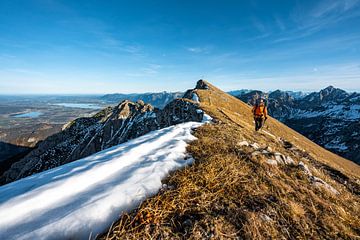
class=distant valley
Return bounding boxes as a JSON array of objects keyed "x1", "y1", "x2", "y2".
[{"x1": 0, "y1": 92, "x2": 185, "y2": 172}]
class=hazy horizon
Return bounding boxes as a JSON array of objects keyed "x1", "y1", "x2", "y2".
[
  {"x1": 0, "y1": 83, "x2": 357, "y2": 96},
  {"x1": 1, "y1": 0, "x2": 360, "y2": 94}
]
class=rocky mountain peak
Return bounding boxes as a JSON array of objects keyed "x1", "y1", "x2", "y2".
[
  {"x1": 269, "y1": 90, "x2": 294, "y2": 102},
  {"x1": 324, "y1": 85, "x2": 335, "y2": 91},
  {"x1": 319, "y1": 85, "x2": 348, "y2": 101},
  {"x1": 115, "y1": 100, "x2": 154, "y2": 119},
  {"x1": 236, "y1": 90, "x2": 265, "y2": 106},
  {"x1": 302, "y1": 85, "x2": 348, "y2": 104},
  {"x1": 195, "y1": 79, "x2": 210, "y2": 90}
]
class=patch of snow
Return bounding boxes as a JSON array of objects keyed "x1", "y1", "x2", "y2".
[
  {"x1": 145, "y1": 112, "x2": 157, "y2": 118},
  {"x1": 202, "y1": 113, "x2": 213, "y2": 123},
  {"x1": 192, "y1": 93, "x2": 200, "y2": 103},
  {"x1": 349, "y1": 96, "x2": 360, "y2": 102},
  {"x1": 196, "y1": 109, "x2": 203, "y2": 114},
  {"x1": 266, "y1": 159, "x2": 278, "y2": 165},
  {"x1": 0, "y1": 121, "x2": 204, "y2": 240},
  {"x1": 290, "y1": 104, "x2": 360, "y2": 120},
  {"x1": 325, "y1": 142, "x2": 348, "y2": 151},
  {"x1": 324, "y1": 137, "x2": 348, "y2": 151}
]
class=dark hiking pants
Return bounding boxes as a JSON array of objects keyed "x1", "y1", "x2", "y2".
[{"x1": 254, "y1": 117, "x2": 264, "y2": 131}]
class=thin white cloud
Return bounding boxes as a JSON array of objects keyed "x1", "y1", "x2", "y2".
[
  {"x1": 185, "y1": 46, "x2": 212, "y2": 54},
  {"x1": 311, "y1": 0, "x2": 360, "y2": 17},
  {"x1": 274, "y1": 0, "x2": 360, "y2": 43}
]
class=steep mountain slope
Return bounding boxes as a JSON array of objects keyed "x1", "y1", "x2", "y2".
[
  {"x1": 236, "y1": 87, "x2": 360, "y2": 164},
  {"x1": 101, "y1": 92, "x2": 184, "y2": 109},
  {"x1": 2, "y1": 99, "x2": 202, "y2": 184},
  {"x1": 0, "y1": 120, "x2": 209, "y2": 240},
  {"x1": 103, "y1": 80, "x2": 360, "y2": 239}
]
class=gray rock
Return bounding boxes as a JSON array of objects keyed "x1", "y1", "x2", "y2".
[
  {"x1": 265, "y1": 146, "x2": 273, "y2": 152},
  {"x1": 274, "y1": 153, "x2": 285, "y2": 164},
  {"x1": 311, "y1": 176, "x2": 339, "y2": 195},
  {"x1": 260, "y1": 213, "x2": 273, "y2": 222},
  {"x1": 298, "y1": 161, "x2": 312, "y2": 176},
  {"x1": 266, "y1": 159, "x2": 278, "y2": 165},
  {"x1": 284, "y1": 156, "x2": 295, "y2": 165},
  {"x1": 251, "y1": 151, "x2": 261, "y2": 157},
  {"x1": 250, "y1": 143, "x2": 260, "y2": 150},
  {"x1": 237, "y1": 141, "x2": 249, "y2": 147},
  {"x1": 298, "y1": 161, "x2": 339, "y2": 194}
]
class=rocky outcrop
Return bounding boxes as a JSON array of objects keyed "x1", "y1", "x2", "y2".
[{"x1": 3, "y1": 97, "x2": 203, "y2": 184}]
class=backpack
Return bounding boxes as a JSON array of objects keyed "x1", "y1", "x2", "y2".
[{"x1": 255, "y1": 97, "x2": 268, "y2": 107}]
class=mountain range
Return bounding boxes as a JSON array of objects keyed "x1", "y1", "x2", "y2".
[
  {"x1": 101, "y1": 91, "x2": 184, "y2": 109},
  {"x1": 0, "y1": 80, "x2": 359, "y2": 239},
  {"x1": 235, "y1": 86, "x2": 360, "y2": 164}
]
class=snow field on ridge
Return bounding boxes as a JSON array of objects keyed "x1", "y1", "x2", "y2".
[{"x1": 0, "y1": 114, "x2": 212, "y2": 240}]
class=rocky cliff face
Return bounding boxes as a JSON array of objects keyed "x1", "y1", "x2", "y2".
[
  {"x1": 236, "y1": 86, "x2": 360, "y2": 164},
  {"x1": 2, "y1": 96, "x2": 203, "y2": 184}
]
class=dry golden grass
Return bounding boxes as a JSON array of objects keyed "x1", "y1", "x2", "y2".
[
  {"x1": 101, "y1": 123, "x2": 360, "y2": 239},
  {"x1": 100, "y1": 80, "x2": 360, "y2": 239}
]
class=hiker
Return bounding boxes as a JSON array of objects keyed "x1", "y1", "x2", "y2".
[{"x1": 252, "y1": 98, "x2": 268, "y2": 131}]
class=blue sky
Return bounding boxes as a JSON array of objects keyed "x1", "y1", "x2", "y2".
[{"x1": 0, "y1": 0, "x2": 360, "y2": 94}]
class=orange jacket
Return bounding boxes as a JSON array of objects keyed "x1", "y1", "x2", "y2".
[{"x1": 252, "y1": 103, "x2": 267, "y2": 118}]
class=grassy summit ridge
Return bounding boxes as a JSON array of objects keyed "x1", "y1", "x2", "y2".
[{"x1": 101, "y1": 80, "x2": 360, "y2": 239}]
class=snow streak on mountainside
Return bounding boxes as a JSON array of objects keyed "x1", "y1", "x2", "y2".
[{"x1": 0, "y1": 116, "x2": 211, "y2": 240}]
